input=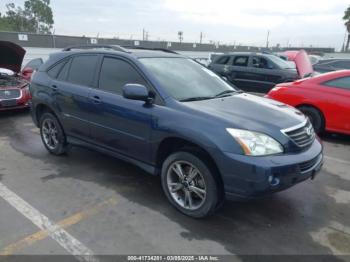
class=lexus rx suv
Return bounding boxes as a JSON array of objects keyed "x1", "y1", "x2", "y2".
[{"x1": 30, "y1": 45, "x2": 323, "y2": 218}]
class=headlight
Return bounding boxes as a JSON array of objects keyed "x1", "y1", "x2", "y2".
[{"x1": 227, "y1": 128, "x2": 284, "y2": 156}]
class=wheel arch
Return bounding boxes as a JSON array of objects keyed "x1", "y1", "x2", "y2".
[
  {"x1": 155, "y1": 137, "x2": 224, "y2": 192},
  {"x1": 35, "y1": 103, "x2": 58, "y2": 126},
  {"x1": 296, "y1": 103, "x2": 326, "y2": 129}
]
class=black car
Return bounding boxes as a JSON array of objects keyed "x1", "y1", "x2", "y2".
[
  {"x1": 313, "y1": 58, "x2": 350, "y2": 73},
  {"x1": 208, "y1": 52, "x2": 299, "y2": 93}
]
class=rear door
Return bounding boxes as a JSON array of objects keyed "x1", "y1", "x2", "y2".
[
  {"x1": 321, "y1": 76, "x2": 350, "y2": 133},
  {"x1": 88, "y1": 56, "x2": 154, "y2": 163},
  {"x1": 226, "y1": 55, "x2": 251, "y2": 90},
  {"x1": 50, "y1": 54, "x2": 99, "y2": 141},
  {"x1": 208, "y1": 55, "x2": 231, "y2": 76}
]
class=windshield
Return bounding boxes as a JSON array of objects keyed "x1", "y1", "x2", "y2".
[
  {"x1": 267, "y1": 55, "x2": 295, "y2": 69},
  {"x1": 140, "y1": 57, "x2": 237, "y2": 101}
]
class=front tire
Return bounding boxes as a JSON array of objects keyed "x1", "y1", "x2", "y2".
[
  {"x1": 40, "y1": 112, "x2": 67, "y2": 155},
  {"x1": 161, "y1": 152, "x2": 221, "y2": 218}
]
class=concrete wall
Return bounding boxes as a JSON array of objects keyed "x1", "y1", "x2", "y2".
[{"x1": 0, "y1": 31, "x2": 335, "y2": 54}]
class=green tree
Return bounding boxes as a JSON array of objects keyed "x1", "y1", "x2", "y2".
[
  {"x1": 343, "y1": 6, "x2": 350, "y2": 52},
  {"x1": 0, "y1": 0, "x2": 54, "y2": 34}
]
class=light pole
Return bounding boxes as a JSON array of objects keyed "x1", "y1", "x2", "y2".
[{"x1": 266, "y1": 30, "x2": 270, "y2": 48}]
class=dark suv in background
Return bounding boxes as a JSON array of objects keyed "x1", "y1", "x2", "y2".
[
  {"x1": 30, "y1": 46, "x2": 323, "y2": 218},
  {"x1": 208, "y1": 52, "x2": 299, "y2": 93}
]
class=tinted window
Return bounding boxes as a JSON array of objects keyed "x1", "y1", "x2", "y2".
[
  {"x1": 99, "y1": 57, "x2": 147, "y2": 95},
  {"x1": 57, "y1": 60, "x2": 70, "y2": 81},
  {"x1": 67, "y1": 55, "x2": 98, "y2": 86},
  {"x1": 215, "y1": 56, "x2": 230, "y2": 65},
  {"x1": 233, "y1": 56, "x2": 249, "y2": 67},
  {"x1": 48, "y1": 60, "x2": 67, "y2": 78},
  {"x1": 323, "y1": 77, "x2": 350, "y2": 89},
  {"x1": 252, "y1": 56, "x2": 273, "y2": 69}
]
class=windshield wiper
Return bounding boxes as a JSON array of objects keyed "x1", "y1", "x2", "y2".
[
  {"x1": 179, "y1": 96, "x2": 214, "y2": 102},
  {"x1": 214, "y1": 90, "x2": 237, "y2": 98}
]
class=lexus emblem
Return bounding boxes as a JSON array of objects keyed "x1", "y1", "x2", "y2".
[
  {"x1": 306, "y1": 126, "x2": 313, "y2": 136},
  {"x1": 4, "y1": 90, "x2": 11, "y2": 96}
]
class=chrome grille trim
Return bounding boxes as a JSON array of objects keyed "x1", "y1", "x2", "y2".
[
  {"x1": 299, "y1": 154, "x2": 323, "y2": 174},
  {"x1": 281, "y1": 120, "x2": 316, "y2": 148}
]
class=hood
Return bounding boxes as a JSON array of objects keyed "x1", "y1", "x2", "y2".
[
  {"x1": 184, "y1": 93, "x2": 306, "y2": 135},
  {"x1": 0, "y1": 41, "x2": 26, "y2": 73},
  {"x1": 284, "y1": 50, "x2": 314, "y2": 78}
]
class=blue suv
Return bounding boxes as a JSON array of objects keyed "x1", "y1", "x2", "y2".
[{"x1": 30, "y1": 45, "x2": 323, "y2": 218}]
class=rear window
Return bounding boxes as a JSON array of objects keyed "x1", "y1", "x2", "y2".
[{"x1": 67, "y1": 55, "x2": 98, "y2": 86}]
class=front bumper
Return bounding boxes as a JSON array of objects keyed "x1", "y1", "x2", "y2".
[{"x1": 212, "y1": 139, "x2": 323, "y2": 200}]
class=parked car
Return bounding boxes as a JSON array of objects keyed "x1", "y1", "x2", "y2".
[
  {"x1": 0, "y1": 41, "x2": 32, "y2": 111},
  {"x1": 266, "y1": 70, "x2": 350, "y2": 135},
  {"x1": 21, "y1": 58, "x2": 44, "y2": 81},
  {"x1": 208, "y1": 51, "x2": 311, "y2": 93},
  {"x1": 313, "y1": 59, "x2": 350, "y2": 73},
  {"x1": 30, "y1": 45, "x2": 323, "y2": 218}
]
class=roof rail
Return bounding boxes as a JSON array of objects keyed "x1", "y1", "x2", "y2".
[
  {"x1": 62, "y1": 45, "x2": 128, "y2": 52},
  {"x1": 122, "y1": 46, "x2": 179, "y2": 54}
]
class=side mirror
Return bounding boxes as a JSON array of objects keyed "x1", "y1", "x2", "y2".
[{"x1": 122, "y1": 84, "x2": 150, "y2": 103}]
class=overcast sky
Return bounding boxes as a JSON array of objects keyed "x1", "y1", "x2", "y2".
[{"x1": 1, "y1": 0, "x2": 349, "y2": 50}]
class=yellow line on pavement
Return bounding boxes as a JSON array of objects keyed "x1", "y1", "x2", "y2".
[{"x1": 0, "y1": 197, "x2": 117, "y2": 256}]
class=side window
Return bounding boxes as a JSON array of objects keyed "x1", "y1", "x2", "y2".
[
  {"x1": 67, "y1": 55, "x2": 98, "y2": 86},
  {"x1": 323, "y1": 77, "x2": 350, "y2": 90},
  {"x1": 332, "y1": 61, "x2": 350, "y2": 69},
  {"x1": 233, "y1": 56, "x2": 249, "y2": 67},
  {"x1": 99, "y1": 57, "x2": 147, "y2": 95},
  {"x1": 215, "y1": 56, "x2": 230, "y2": 65},
  {"x1": 57, "y1": 60, "x2": 71, "y2": 81},
  {"x1": 47, "y1": 60, "x2": 67, "y2": 79},
  {"x1": 252, "y1": 56, "x2": 273, "y2": 69}
]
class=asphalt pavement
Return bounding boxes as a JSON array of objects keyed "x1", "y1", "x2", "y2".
[{"x1": 0, "y1": 109, "x2": 349, "y2": 261}]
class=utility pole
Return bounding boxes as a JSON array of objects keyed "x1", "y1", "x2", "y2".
[
  {"x1": 266, "y1": 30, "x2": 270, "y2": 48},
  {"x1": 52, "y1": 28, "x2": 56, "y2": 48},
  {"x1": 178, "y1": 31, "x2": 183, "y2": 43},
  {"x1": 142, "y1": 29, "x2": 145, "y2": 41},
  {"x1": 200, "y1": 32, "x2": 203, "y2": 44}
]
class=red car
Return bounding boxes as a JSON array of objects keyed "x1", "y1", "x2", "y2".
[
  {"x1": 267, "y1": 70, "x2": 350, "y2": 135},
  {"x1": 0, "y1": 41, "x2": 34, "y2": 111}
]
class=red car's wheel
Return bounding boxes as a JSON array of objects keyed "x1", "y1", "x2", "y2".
[{"x1": 298, "y1": 106, "x2": 325, "y2": 134}]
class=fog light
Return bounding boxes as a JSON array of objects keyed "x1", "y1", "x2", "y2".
[{"x1": 268, "y1": 175, "x2": 280, "y2": 187}]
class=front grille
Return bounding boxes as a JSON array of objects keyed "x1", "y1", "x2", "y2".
[
  {"x1": 0, "y1": 89, "x2": 21, "y2": 100},
  {"x1": 283, "y1": 120, "x2": 315, "y2": 148},
  {"x1": 299, "y1": 154, "x2": 323, "y2": 173}
]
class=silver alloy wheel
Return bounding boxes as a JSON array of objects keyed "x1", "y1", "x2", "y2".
[
  {"x1": 167, "y1": 161, "x2": 207, "y2": 211},
  {"x1": 42, "y1": 118, "x2": 59, "y2": 150}
]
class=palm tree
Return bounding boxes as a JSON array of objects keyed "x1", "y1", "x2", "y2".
[{"x1": 343, "y1": 6, "x2": 350, "y2": 52}]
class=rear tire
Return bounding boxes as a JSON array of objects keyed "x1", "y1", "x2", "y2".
[
  {"x1": 161, "y1": 151, "x2": 221, "y2": 218},
  {"x1": 298, "y1": 106, "x2": 325, "y2": 134},
  {"x1": 40, "y1": 112, "x2": 67, "y2": 155}
]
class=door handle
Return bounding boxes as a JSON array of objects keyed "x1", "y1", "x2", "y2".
[{"x1": 91, "y1": 95, "x2": 101, "y2": 104}]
